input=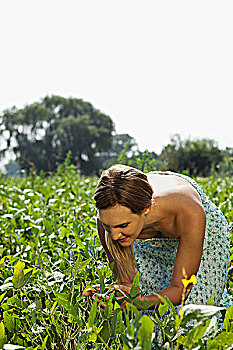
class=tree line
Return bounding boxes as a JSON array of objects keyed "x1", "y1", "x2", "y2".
[{"x1": 0, "y1": 95, "x2": 232, "y2": 177}]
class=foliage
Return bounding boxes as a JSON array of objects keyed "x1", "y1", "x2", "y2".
[
  {"x1": 0, "y1": 95, "x2": 115, "y2": 175},
  {"x1": 97, "y1": 133, "x2": 138, "y2": 172},
  {"x1": 0, "y1": 155, "x2": 233, "y2": 349},
  {"x1": 218, "y1": 148, "x2": 233, "y2": 177},
  {"x1": 110, "y1": 142, "x2": 159, "y2": 173},
  {"x1": 160, "y1": 134, "x2": 225, "y2": 176}
]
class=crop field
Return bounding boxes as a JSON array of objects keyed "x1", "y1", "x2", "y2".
[{"x1": 0, "y1": 161, "x2": 233, "y2": 349}]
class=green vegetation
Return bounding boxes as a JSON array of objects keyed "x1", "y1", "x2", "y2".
[
  {"x1": 1, "y1": 96, "x2": 233, "y2": 177},
  {"x1": 0, "y1": 95, "x2": 115, "y2": 175},
  {"x1": 160, "y1": 134, "x2": 226, "y2": 176},
  {"x1": 0, "y1": 153, "x2": 232, "y2": 349}
]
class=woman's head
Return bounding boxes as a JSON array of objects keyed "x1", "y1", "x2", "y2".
[
  {"x1": 94, "y1": 165, "x2": 154, "y2": 281},
  {"x1": 94, "y1": 164, "x2": 153, "y2": 214}
]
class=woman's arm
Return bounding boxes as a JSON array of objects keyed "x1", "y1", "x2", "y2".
[
  {"x1": 116, "y1": 193, "x2": 206, "y2": 309},
  {"x1": 147, "y1": 194, "x2": 206, "y2": 308}
]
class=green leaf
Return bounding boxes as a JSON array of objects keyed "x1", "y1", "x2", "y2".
[
  {"x1": 163, "y1": 296, "x2": 177, "y2": 316},
  {"x1": 0, "y1": 257, "x2": 7, "y2": 266},
  {"x1": 138, "y1": 315, "x2": 154, "y2": 350},
  {"x1": 155, "y1": 293, "x2": 177, "y2": 317},
  {"x1": 56, "y1": 297, "x2": 70, "y2": 311},
  {"x1": 109, "y1": 261, "x2": 115, "y2": 271},
  {"x1": 54, "y1": 291, "x2": 69, "y2": 301},
  {"x1": 123, "y1": 308, "x2": 134, "y2": 339},
  {"x1": 182, "y1": 304, "x2": 224, "y2": 322},
  {"x1": 98, "y1": 269, "x2": 105, "y2": 294},
  {"x1": 74, "y1": 258, "x2": 92, "y2": 274},
  {"x1": 120, "y1": 333, "x2": 134, "y2": 350},
  {"x1": 116, "y1": 275, "x2": 121, "y2": 285},
  {"x1": 206, "y1": 291, "x2": 215, "y2": 305},
  {"x1": 22, "y1": 269, "x2": 33, "y2": 286},
  {"x1": 132, "y1": 298, "x2": 156, "y2": 310},
  {"x1": 0, "y1": 322, "x2": 5, "y2": 349},
  {"x1": 115, "y1": 296, "x2": 127, "y2": 306},
  {"x1": 223, "y1": 304, "x2": 233, "y2": 332},
  {"x1": 111, "y1": 308, "x2": 124, "y2": 335},
  {"x1": 12, "y1": 261, "x2": 25, "y2": 289},
  {"x1": 44, "y1": 219, "x2": 53, "y2": 235},
  {"x1": 0, "y1": 292, "x2": 7, "y2": 304},
  {"x1": 60, "y1": 226, "x2": 67, "y2": 239},
  {"x1": 207, "y1": 331, "x2": 233, "y2": 348},
  {"x1": 158, "y1": 302, "x2": 169, "y2": 318},
  {"x1": 87, "y1": 295, "x2": 98, "y2": 327},
  {"x1": 130, "y1": 271, "x2": 139, "y2": 298},
  {"x1": 103, "y1": 293, "x2": 114, "y2": 319},
  {"x1": 41, "y1": 335, "x2": 48, "y2": 350},
  {"x1": 55, "y1": 293, "x2": 78, "y2": 318},
  {"x1": 99, "y1": 321, "x2": 111, "y2": 343},
  {"x1": 180, "y1": 319, "x2": 211, "y2": 348},
  {"x1": 88, "y1": 332, "x2": 97, "y2": 342},
  {"x1": 74, "y1": 236, "x2": 85, "y2": 250},
  {"x1": 69, "y1": 304, "x2": 79, "y2": 318},
  {"x1": 3, "y1": 312, "x2": 20, "y2": 333}
]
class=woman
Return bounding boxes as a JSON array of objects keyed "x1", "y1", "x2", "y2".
[{"x1": 85, "y1": 164, "x2": 232, "y2": 310}]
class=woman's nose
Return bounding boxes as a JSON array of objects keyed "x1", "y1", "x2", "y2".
[{"x1": 111, "y1": 227, "x2": 121, "y2": 240}]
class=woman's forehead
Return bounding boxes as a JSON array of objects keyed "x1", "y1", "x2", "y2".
[{"x1": 98, "y1": 204, "x2": 135, "y2": 225}]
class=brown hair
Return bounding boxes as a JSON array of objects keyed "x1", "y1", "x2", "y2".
[{"x1": 94, "y1": 164, "x2": 153, "y2": 281}]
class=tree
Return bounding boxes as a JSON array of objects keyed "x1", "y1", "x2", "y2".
[
  {"x1": 160, "y1": 134, "x2": 224, "y2": 176},
  {"x1": 0, "y1": 95, "x2": 115, "y2": 175},
  {"x1": 98, "y1": 133, "x2": 138, "y2": 170},
  {"x1": 219, "y1": 147, "x2": 233, "y2": 176}
]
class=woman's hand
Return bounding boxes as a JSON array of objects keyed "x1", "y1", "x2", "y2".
[
  {"x1": 91, "y1": 284, "x2": 129, "y2": 311},
  {"x1": 83, "y1": 284, "x2": 131, "y2": 311},
  {"x1": 83, "y1": 285, "x2": 101, "y2": 297},
  {"x1": 83, "y1": 284, "x2": 151, "y2": 311}
]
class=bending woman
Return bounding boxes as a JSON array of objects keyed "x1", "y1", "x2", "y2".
[{"x1": 90, "y1": 164, "x2": 232, "y2": 309}]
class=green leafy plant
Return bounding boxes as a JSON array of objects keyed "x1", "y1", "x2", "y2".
[{"x1": 0, "y1": 155, "x2": 232, "y2": 349}]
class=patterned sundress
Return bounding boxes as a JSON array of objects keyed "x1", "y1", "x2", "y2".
[{"x1": 134, "y1": 171, "x2": 232, "y2": 308}]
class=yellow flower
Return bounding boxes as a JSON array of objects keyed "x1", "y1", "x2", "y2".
[
  {"x1": 182, "y1": 274, "x2": 197, "y2": 287},
  {"x1": 189, "y1": 275, "x2": 197, "y2": 284},
  {"x1": 181, "y1": 279, "x2": 189, "y2": 287},
  {"x1": 179, "y1": 309, "x2": 184, "y2": 319}
]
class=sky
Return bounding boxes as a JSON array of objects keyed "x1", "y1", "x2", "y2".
[{"x1": 0, "y1": 0, "x2": 233, "y2": 156}]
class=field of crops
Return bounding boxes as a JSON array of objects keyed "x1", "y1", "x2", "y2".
[{"x1": 0, "y1": 160, "x2": 233, "y2": 349}]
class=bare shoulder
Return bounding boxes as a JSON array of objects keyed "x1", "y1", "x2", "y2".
[
  {"x1": 147, "y1": 173, "x2": 202, "y2": 205},
  {"x1": 147, "y1": 173, "x2": 206, "y2": 238}
]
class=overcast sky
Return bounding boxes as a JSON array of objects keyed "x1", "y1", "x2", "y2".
[{"x1": 0, "y1": 0, "x2": 233, "y2": 154}]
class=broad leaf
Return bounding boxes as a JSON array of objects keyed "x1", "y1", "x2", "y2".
[
  {"x1": 138, "y1": 315, "x2": 154, "y2": 350},
  {"x1": 111, "y1": 308, "x2": 124, "y2": 335},
  {"x1": 12, "y1": 261, "x2": 25, "y2": 289},
  {"x1": 41, "y1": 335, "x2": 48, "y2": 350},
  {"x1": 182, "y1": 304, "x2": 224, "y2": 322},
  {"x1": 87, "y1": 296, "x2": 98, "y2": 327},
  {"x1": 207, "y1": 331, "x2": 233, "y2": 348},
  {"x1": 0, "y1": 322, "x2": 5, "y2": 349},
  {"x1": 98, "y1": 269, "x2": 105, "y2": 294},
  {"x1": 180, "y1": 319, "x2": 211, "y2": 347},
  {"x1": 130, "y1": 271, "x2": 139, "y2": 298},
  {"x1": 223, "y1": 305, "x2": 233, "y2": 332},
  {"x1": 99, "y1": 321, "x2": 111, "y2": 343}
]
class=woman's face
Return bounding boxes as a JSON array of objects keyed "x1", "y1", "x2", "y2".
[{"x1": 98, "y1": 204, "x2": 146, "y2": 246}]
